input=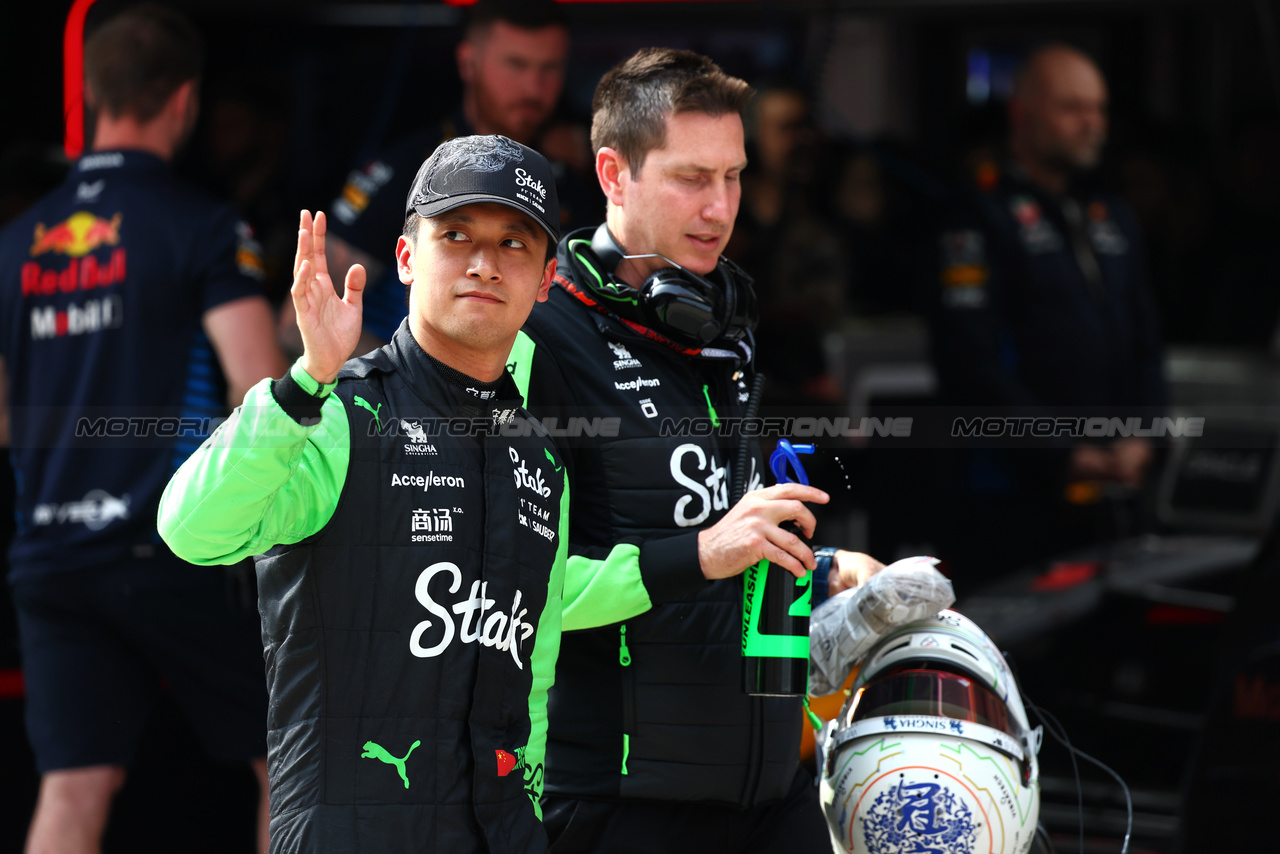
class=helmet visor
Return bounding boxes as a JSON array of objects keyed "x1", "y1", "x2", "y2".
[{"x1": 849, "y1": 668, "x2": 1024, "y2": 741}]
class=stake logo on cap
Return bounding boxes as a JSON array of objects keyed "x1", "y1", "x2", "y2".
[{"x1": 405, "y1": 135, "x2": 560, "y2": 243}]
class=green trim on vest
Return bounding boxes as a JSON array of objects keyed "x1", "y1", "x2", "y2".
[
  {"x1": 522, "y1": 469, "x2": 571, "y2": 819},
  {"x1": 508, "y1": 330, "x2": 537, "y2": 401}
]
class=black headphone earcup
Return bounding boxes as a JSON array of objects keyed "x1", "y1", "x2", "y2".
[
  {"x1": 715, "y1": 257, "x2": 759, "y2": 336},
  {"x1": 639, "y1": 271, "x2": 723, "y2": 345},
  {"x1": 575, "y1": 227, "x2": 756, "y2": 347},
  {"x1": 589, "y1": 223, "x2": 626, "y2": 272}
]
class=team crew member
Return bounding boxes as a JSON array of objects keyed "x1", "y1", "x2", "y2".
[
  {"x1": 0, "y1": 7, "x2": 285, "y2": 852},
  {"x1": 308, "y1": 0, "x2": 592, "y2": 351},
  {"x1": 930, "y1": 44, "x2": 1166, "y2": 580},
  {"x1": 160, "y1": 136, "x2": 650, "y2": 854},
  {"x1": 508, "y1": 49, "x2": 882, "y2": 852}
]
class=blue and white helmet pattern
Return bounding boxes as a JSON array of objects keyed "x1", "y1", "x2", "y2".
[
  {"x1": 862, "y1": 777, "x2": 978, "y2": 854},
  {"x1": 819, "y1": 610, "x2": 1043, "y2": 854}
]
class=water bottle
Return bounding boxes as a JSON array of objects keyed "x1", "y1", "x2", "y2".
[{"x1": 741, "y1": 440, "x2": 814, "y2": 696}]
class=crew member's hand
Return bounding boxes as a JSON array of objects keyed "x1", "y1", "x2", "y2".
[
  {"x1": 292, "y1": 210, "x2": 366, "y2": 384},
  {"x1": 1111, "y1": 437, "x2": 1153, "y2": 488},
  {"x1": 696, "y1": 484, "x2": 828, "y2": 580},
  {"x1": 826, "y1": 551, "x2": 886, "y2": 597}
]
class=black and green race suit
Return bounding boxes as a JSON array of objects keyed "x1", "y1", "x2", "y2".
[{"x1": 159, "y1": 323, "x2": 650, "y2": 854}]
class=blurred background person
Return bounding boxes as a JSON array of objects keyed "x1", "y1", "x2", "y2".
[
  {"x1": 823, "y1": 140, "x2": 927, "y2": 317},
  {"x1": 728, "y1": 82, "x2": 846, "y2": 408},
  {"x1": 928, "y1": 43, "x2": 1167, "y2": 582},
  {"x1": 0, "y1": 6, "x2": 286, "y2": 852},
  {"x1": 190, "y1": 65, "x2": 296, "y2": 312},
  {"x1": 291, "y1": 0, "x2": 598, "y2": 357}
]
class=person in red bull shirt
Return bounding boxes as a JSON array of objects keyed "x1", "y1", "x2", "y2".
[
  {"x1": 0, "y1": 6, "x2": 286, "y2": 852},
  {"x1": 929, "y1": 44, "x2": 1167, "y2": 582}
]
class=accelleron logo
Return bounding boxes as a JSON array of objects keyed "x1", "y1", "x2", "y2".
[{"x1": 391, "y1": 471, "x2": 465, "y2": 492}]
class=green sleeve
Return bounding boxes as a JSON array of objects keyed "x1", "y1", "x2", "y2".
[
  {"x1": 157, "y1": 376, "x2": 351, "y2": 565},
  {"x1": 561, "y1": 546, "x2": 652, "y2": 631}
]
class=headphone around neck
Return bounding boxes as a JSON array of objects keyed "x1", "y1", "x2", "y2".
[{"x1": 576, "y1": 224, "x2": 758, "y2": 348}]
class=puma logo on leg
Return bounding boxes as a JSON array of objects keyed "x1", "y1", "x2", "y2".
[{"x1": 361, "y1": 739, "x2": 421, "y2": 789}]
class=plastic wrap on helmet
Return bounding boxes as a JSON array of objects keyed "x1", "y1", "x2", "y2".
[{"x1": 809, "y1": 556, "x2": 955, "y2": 696}]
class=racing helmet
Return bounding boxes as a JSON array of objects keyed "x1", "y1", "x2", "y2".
[{"x1": 818, "y1": 609, "x2": 1043, "y2": 854}]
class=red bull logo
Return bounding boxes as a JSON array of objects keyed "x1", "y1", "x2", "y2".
[
  {"x1": 22, "y1": 250, "x2": 126, "y2": 298},
  {"x1": 30, "y1": 211, "x2": 122, "y2": 258}
]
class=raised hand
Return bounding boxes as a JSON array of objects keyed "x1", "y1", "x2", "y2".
[
  {"x1": 292, "y1": 210, "x2": 366, "y2": 384},
  {"x1": 696, "y1": 483, "x2": 829, "y2": 580}
]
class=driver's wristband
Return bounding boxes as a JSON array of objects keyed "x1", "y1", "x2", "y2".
[
  {"x1": 271, "y1": 359, "x2": 338, "y2": 425},
  {"x1": 813, "y1": 546, "x2": 838, "y2": 580}
]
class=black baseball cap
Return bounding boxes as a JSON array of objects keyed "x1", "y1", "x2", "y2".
[{"x1": 404, "y1": 134, "x2": 560, "y2": 244}]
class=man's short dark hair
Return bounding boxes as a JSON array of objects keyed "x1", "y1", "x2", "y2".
[
  {"x1": 84, "y1": 4, "x2": 204, "y2": 122},
  {"x1": 591, "y1": 48, "x2": 754, "y2": 177},
  {"x1": 466, "y1": 0, "x2": 567, "y2": 40}
]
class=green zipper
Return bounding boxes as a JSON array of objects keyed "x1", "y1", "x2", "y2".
[
  {"x1": 701, "y1": 384, "x2": 720, "y2": 427},
  {"x1": 803, "y1": 697, "x2": 824, "y2": 733},
  {"x1": 621, "y1": 624, "x2": 632, "y2": 775}
]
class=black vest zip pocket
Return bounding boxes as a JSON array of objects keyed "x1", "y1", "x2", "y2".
[{"x1": 620, "y1": 623, "x2": 634, "y2": 776}]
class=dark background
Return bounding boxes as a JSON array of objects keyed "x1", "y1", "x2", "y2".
[{"x1": 2, "y1": 1, "x2": 1279, "y2": 852}]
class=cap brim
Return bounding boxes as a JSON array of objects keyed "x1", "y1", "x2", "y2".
[{"x1": 413, "y1": 193, "x2": 559, "y2": 245}]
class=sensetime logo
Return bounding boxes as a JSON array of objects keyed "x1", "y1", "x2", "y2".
[{"x1": 951, "y1": 416, "x2": 1205, "y2": 439}]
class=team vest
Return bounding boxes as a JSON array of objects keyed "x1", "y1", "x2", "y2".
[{"x1": 519, "y1": 235, "x2": 803, "y2": 807}]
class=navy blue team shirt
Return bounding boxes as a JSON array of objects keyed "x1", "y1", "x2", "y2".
[
  {"x1": 932, "y1": 164, "x2": 1167, "y2": 417},
  {"x1": 0, "y1": 149, "x2": 265, "y2": 580}
]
